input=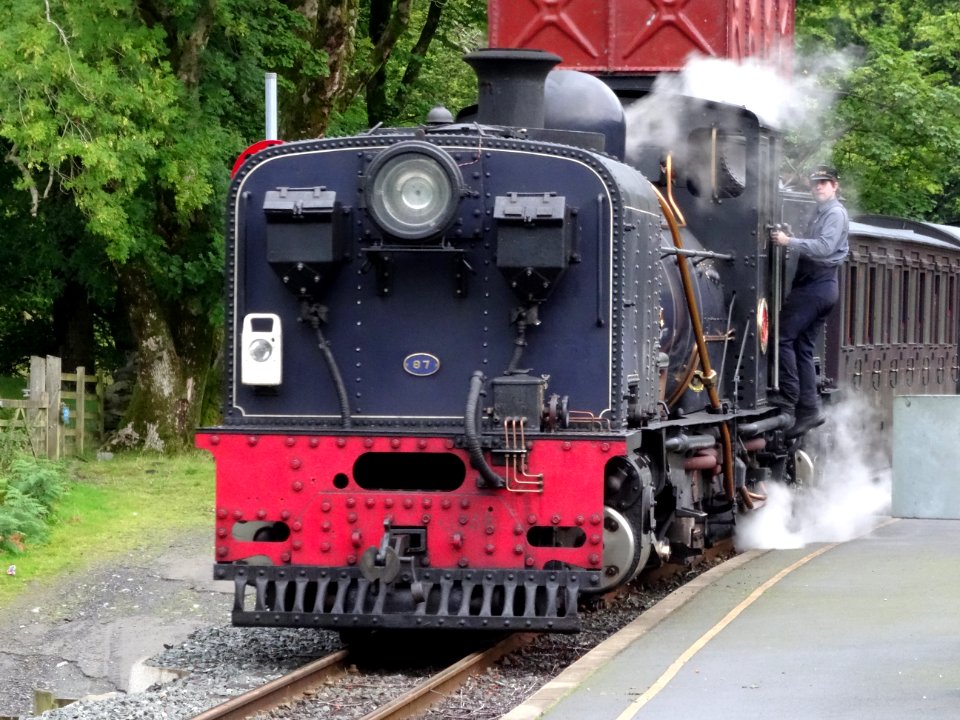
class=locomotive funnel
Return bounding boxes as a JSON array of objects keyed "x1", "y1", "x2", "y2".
[{"x1": 464, "y1": 48, "x2": 561, "y2": 129}]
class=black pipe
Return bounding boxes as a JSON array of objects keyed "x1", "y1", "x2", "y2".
[
  {"x1": 302, "y1": 301, "x2": 351, "y2": 428},
  {"x1": 664, "y1": 433, "x2": 717, "y2": 452},
  {"x1": 738, "y1": 413, "x2": 793, "y2": 437},
  {"x1": 465, "y1": 372, "x2": 505, "y2": 489}
]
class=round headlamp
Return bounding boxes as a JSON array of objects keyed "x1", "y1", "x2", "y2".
[
  {"x1": 248, "y1": 338, "x2": 273, "y2": 363},
  {"x1": 365, "y1": 141, "x2": 462, "y2": 241}
]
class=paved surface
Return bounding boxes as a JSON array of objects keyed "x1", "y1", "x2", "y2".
[
  {"x1": 0, "y1": 529, "x2": 230, "y2": 718},
  {"x1": 506, "y1": 518, "x2": 960, "y2": 720}
]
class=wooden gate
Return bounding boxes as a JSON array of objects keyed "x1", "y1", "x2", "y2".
[{"x1": 0, "y1": 356, "x2": 105, "y2": 459}]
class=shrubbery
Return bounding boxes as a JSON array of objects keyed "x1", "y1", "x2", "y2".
[{"x1": 0, "y1": 430, "x2": 68, "y2": 553}]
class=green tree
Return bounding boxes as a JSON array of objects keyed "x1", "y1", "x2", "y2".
[{"x1": 795, "y1": 0, "x2": 960, "y2": 221}]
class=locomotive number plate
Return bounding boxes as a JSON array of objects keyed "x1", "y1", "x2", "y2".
[{"x1": 403, "y1": 353, "x2": 440, "y2": 376}]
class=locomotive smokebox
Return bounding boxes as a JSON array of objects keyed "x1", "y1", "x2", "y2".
[{"x1": 464, "y1": 48, "x2": 561, "y2": 129}]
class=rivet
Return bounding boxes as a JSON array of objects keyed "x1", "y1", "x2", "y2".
[
  {"x1": 217, "y1": 528, "x2": 228, "y2": 538},
  {"x1": 309, "y1": 437, "x2": 320, "y2": 448},
  {"x1": 589, "y1": 553, "x2": 601, "y2": 565},
  {"x1": 422, "y1": 498, "x2": 433, "y2": 509},
  {"x1": 514, "y1": 524, "x2": 524, "y2": 535},
  {"x1": 232, "y1": 509, "x2": 243, "y2": 520},
  {"x1": 247, "y1": 436, "x2": 258, "y2": 446},
  {"x1": 485, "y1": 544, "x2": 495, "y2": 555},
  {"x1": 292, "y1": 539, "x2": 302, "y2": 550},
  {"x1": 525, "y1": 556, "x2": 535, "y2": 567},
  {"x1": 485, "y1": 526, "x2": 495, "y2": 535},
  {"x1": 320, "y1": 542, "x2": 331, "y2": 552},
  {"x1": 292, "y1": 521, "x2": 302, "y2": 532},
  {"x1": 445, "y1": 439, "x2": 455, "y2": 449},
  {"x1": 551, "y1": 514, "x2": 561, "y2": 525},
  {"x1": 417, "y1": 439, "x2": 428, "y2": 450},
  {"x1": 600, "y1": 442, "x2": 611, "y2": 452},
  {"x1": 285, "y1": 437, "x2": 296, "y2": 447},
  {"x1": 527, "y1": 514, "x2": 537, "y2": 525},
  {"x1": 347, "y1": 554, "x2": 357, "y2": 565},
  {"x1": 336, "y1": 437, "x2": 347, "y2": 448},
  {"x1": 281, "y1": 510, "x2": 291, "y2": 520},
  {"x1": 575, "y1": 515, "x2": 585, "y2": 526},
  {"x1": 347, "y1": 512, "x2": 358, "y2": 524},
  {"x1": 217, "y1": 546, "x2": 229, "y2": 557},
  {"x1": 590, "y1": 534, "x2": 601, "y2": 545},
  {"x1": 256, "y1": 509, "x2": 267, "y2": 519},
  {"x1": 390, "y1": 438, "x2": 401, "y2": 449},
  {"x1": 458, "y1": 515, "x2": 468, "y2": 525},
  {"x1": 441, "y1": 499, "x2": 451, "y2": 509},
  {"x1": 209, "y1": 435, "x2": 220, "y2": 445},
  {"x1": 514, "y1": 544, "x2": 524, "y2": 555},
  {"x1": 291, "y1": 481, "x2": 303, "y2": 492},
  {"x1": 217, "y1": 508, "x2": 228, "y2": 519},
  {"x1": 321, "y1": 502, "x2": 331, "y2": 513},
  {"x1": 365, "y1": 497, "x2": 375, "y2": 508},
  {"x1": 364, "y1": 438, "x2": 374, "y2": 448},
  {"x1": 322, "y1": 521, "x2": 331, "y2": 531},
  {"x1": 590, "y1": 513, "x2": 602, "y2": 525},
  {"x1": 458, "y1": 558, "x2": 469, "y2": 568},
  {"x1": 384, "y1": 498, "x2": 394, "y2": 508},
  {"x1": 460, "y1": 498, "x2": 471, "y2": 509},
  {"x1": 422, "y1": 514, "x2": 432, "y2": 524},
  {"x1": 562, "y1": 441, "x2": 572, "y2": 451},
  {"x1": 346, "y1": 497, "x2": 357, "y2": 508},
  {"x1": 403, "y1": 498, "x2": 414, "y2": 509},
  {"x1": 281, "y1": 552, "x2": 291, "y2": 563}
]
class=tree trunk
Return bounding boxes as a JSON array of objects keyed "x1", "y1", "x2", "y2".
[
  {"x1": 288, "y1": 0, "x2": 362, "y2": 138},
  {"x1": 114, "y1": 261, "x2": 214, "y2": 451}
]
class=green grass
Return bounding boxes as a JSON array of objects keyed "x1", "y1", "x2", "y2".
[{"x1": 0, "y1": 451, "x2": 215, "y2": 608}]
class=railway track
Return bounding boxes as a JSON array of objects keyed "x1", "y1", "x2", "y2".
[
  {"x1": 189, "y1": 633, "x2": 534, "y2": 720},
  {"x1": 187, "y1": 542, "x2": 732, "y2": 720}
]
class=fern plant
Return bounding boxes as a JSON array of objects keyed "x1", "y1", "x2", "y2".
[{"x1": 0, "y1": 440, "x2": 68, "y2": 554}]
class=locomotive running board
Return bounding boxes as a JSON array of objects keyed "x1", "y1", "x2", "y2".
[{"x1": 215, "y1": 564, "x2": 591, "y2": 632}]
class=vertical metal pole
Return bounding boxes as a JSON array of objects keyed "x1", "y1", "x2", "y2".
[
  {"x1": 265, "y1": 72, "x2": 278, "y2": 140},
  {"x1": 772, "y1": 245, "x2": 782, "y2": 389}
]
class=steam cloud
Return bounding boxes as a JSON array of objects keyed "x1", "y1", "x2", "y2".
[
  {"x1": 735, "y1": 396, "x2": 892, "y2": 550},
  {"x1": 624, "y1": 49, "x2": 858, "y2": 185}
]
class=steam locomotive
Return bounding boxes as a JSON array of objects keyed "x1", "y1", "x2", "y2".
[{"x1": 194, "y1": 2, "x2": 960, "y2": 633}]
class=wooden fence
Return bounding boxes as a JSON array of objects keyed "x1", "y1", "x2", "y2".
[{"x1": 0, "y1": 355, "x2": 106, "y2": 459}]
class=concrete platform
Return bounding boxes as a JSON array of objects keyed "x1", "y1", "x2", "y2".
[{"x1": 506, "y1": 518, "x2": 960, "y2": 720}]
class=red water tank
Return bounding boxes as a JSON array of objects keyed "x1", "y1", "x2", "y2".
[{"x1": 488, "y1": 0, "x2": 794, "y2": 74}]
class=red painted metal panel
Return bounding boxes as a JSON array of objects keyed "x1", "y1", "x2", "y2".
[
  {"x1": 197, "y1": 432, "x2": 618, "y2": 572},
  {"x1": 488, "y1": 0, "x2": 794, "y2": 73}
]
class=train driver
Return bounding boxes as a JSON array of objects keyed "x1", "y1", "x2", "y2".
[{"x1": 769, "y1": 165, "x2": 850, "y2": 434}]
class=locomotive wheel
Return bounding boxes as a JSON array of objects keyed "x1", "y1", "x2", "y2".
[
  {"x1": 588, "y1": 507, "x2": 649, "y2": 595},
  {"x1": 793, "y1": 448, "x2": 815, "y2": 487}
]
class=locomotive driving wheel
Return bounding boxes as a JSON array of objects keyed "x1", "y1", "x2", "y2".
[{"x1": 595, "y1": 507, "x2": 646, "y2": 594}]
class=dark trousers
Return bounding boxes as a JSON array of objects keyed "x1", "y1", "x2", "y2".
[{"x1": 777, "y1": 278, "x2": 838, "y2": 414}]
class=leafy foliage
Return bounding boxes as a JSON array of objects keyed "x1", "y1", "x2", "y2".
[
  {"x1": 795, "y1": 0, "x2": 960, "y2": 221},
  {"x1": 0, "y1": 432, "x2": 67, "y2": 553}
]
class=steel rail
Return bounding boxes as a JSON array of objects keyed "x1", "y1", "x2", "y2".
[
  {"x1": 357, "y1": 633, "x2": 535, "y2": 720},
  {"x1": 189, "y1": 648, "x2": 349, "y2": 720}
]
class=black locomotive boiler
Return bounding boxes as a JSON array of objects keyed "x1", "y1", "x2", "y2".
[{"x1": 195, "y1": 48, "x2": 804, "y2": 632}]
